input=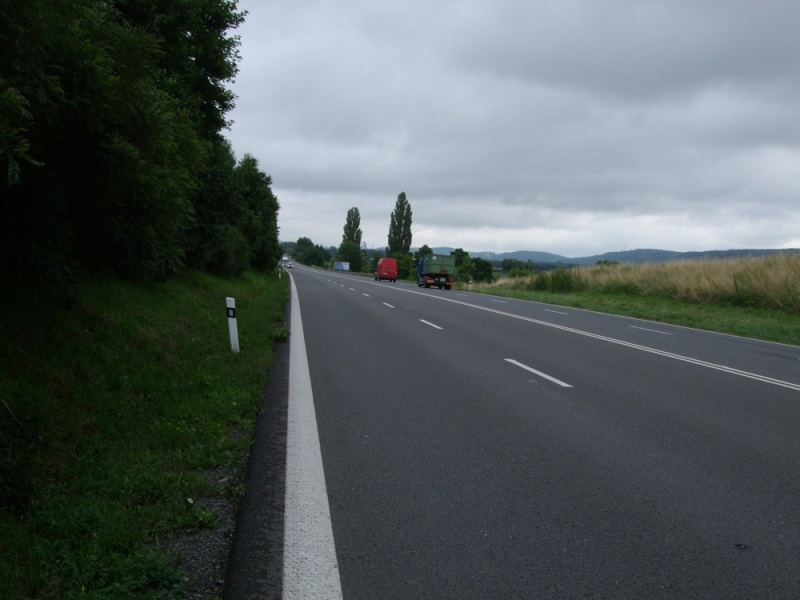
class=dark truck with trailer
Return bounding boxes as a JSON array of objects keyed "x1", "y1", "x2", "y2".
[{"x1": 417, "y1": 254, "x2": 456, "y2": 289}]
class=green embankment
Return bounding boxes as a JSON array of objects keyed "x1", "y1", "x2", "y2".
[{"x1": 1, "y1": 270, "x2": 288, "y2": 599}]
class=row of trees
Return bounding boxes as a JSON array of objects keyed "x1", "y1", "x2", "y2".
[
  {"x1": 289, "y1": 191, "x2": 496, "y2": 284},
  {"x1": 1, "y1": 0, "x2": 281, "y2": 296},
  {"x1": 334, "y1": 192, "x2": 414, "y2": 276}
]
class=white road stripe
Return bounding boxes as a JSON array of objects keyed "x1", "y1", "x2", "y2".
[
  {"x1": 505, "y1": 359, "x2": 573, "y2": 388},
  {"x1": 630, "y1": 325, "x2": 672, "y2": 335},
  {"x1": 383, "y1": 302, "x2": 395, "y2": 308},
  {"x1": 284, "y1": 276, "x2": 343, "y2": 600},
  {"x1": 384, "y1": 286, "x2": 800, "y2": 392},
  {"x1": 545, "y1": 309, "x2": 568, "y2": 315},
  {"x1": 420, "y1": 319, "x2": 443, "y2": 330}
]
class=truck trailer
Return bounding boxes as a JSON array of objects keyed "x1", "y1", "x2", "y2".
[{"x1": 417, "y1": 254, "x2": 456, "y2": 290}]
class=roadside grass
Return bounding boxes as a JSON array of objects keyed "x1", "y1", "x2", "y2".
[
  {"x1": 466, "y1": 253, "x2": 800, "y2": 346},
  {"x1": 1, "y1": 269, "x2": 288, "y2": 599}
]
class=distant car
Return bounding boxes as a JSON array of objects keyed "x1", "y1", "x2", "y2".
[{"x1": 286, "y1": 262, "x2": 294, "y2": 268}]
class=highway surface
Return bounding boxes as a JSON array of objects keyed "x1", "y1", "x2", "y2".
[{"x1": 229, "y1": 264, "x2": 800, "y2": 599}]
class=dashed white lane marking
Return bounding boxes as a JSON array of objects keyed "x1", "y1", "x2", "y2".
[
  {"x1": 420, "y1": 319, "x2": 443, "y2": 330},
  {"x1": 284, "y1": 276, "x2": 343, "y2": 600},
  {"x1": 383, "y1": 302, "x2": 395, "y2": 308},
  {"x1": 384, "y1": 286, "x2": 800, "y2": 392},
  {"x1": 505, "y1": 359, "x2": 573, "y2": 388}
]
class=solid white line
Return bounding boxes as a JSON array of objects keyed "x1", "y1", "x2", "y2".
[
  {"x1": 505, "y1": 359, "x2": 573, "y2": 388},
  {"x1": 383, "y1": 302, "x2": 395, "y2": 309},
  {"x1": 284, "y1": 276, "x2": 343, "y2": 600},
  {"x1": 420, "y1": 319, "x2": 443, "y2": 330},
  {"x1": 382, "y1": 286, "x2": 800, "y2": 392},
  {"x1": 630, "y1": 325, "x2": 672, "y2": 335}
]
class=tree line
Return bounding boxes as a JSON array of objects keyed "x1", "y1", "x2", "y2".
[
  {"x1": 1, "y1": 0, "x2": 280, "y2": 297},
  {"x1": 290, "y1": 191, "x2": 497, "y2": 283}
]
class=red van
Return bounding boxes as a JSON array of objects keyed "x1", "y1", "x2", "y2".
[{"x1": 374, "y1": 257, "x2": 398, "y2": 282}]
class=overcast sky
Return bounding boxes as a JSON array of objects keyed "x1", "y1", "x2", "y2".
[{"x1": 225, "y1": 0, "x2": 800, "y2": 258}]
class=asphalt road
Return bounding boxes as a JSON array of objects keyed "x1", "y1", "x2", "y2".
[{"x1": 229, "y1": 265, "x2": 800, "y2": 599}]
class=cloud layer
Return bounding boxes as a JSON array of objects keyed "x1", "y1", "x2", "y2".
[{"x1": 227, "y1": 0, "x2": 800, "y2": 256}]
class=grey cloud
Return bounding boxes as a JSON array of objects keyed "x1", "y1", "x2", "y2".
[{"x1": 227, "y1": 0, "x2": 800, "y2": 254}]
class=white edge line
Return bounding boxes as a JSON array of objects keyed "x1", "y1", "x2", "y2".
[
  {"x1": 383, "y1": 285, "x2": 800, "y2": 393},
  {"x1": 630, "y1": 325, "x2": 672, "y2": 335},
  {"x1": 505, "y1": 359, "x2": 573, "y2": 388},
  {"x1": 285, "y1": 276, "x2": 344, "y2": 600}
]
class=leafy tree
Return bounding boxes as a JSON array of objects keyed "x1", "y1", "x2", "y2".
[
  {"x1": 234, "y1": 153, "x2": 281, "y2": 271},
  {"x1": 456, "y1": 255, "x2": 475, "y2": 283},
  {"x1": 295, "y1": 237, "x2": 315, "y2": 260},
  {"x1": 113, "y1": 0, "x2": 245, "y2": 139},
  {"x1": 388, "y1": 192, "x2": 412, "y2": 255},
  {"x1": 303, "y1": 245, "x2": 327, "y2": 267},
  {"x1": 1, "y1": 1, "x2": 198, "y2": 283},
  {"x1": 294, "y1": 238, "x2": 329, "y2": 266},
  {"x1": 185, "y1": 144, "x2": 279, "y2": 276},
  {"x1": 414, "y1": 244, "x2": 432, "y2": 260},
  {"x1": 342, "y1": 207, "x2": 362, "y2": 247},
  {"x1": 472, "y1": 257, "x2": 495, "y2": 283},
  {"x1": 450, "y1": 248, "x2": 470, "y2": 268},
  {"x1": 0, "y1": 0, "x2": 249, "y2": 292},
  {"x1": 502, "y1": 258, "x2": 531, "y2": 272},
  {"x1": 393, "y1": 252, "x2": 415, "y2": 280},
  {"x1": 185, "y1": 139, "x2": 238, "y2": 272},
  {"x1": 337, "y1": 240, "x2": 364, "y2": 272}
]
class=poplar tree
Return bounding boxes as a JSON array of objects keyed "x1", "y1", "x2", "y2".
[
  {"x1": 388, "y1": 192, "x2": 412, "y2": 255},
  {"x1": 342, "y1": 207, "x2": 363, "y2": 246},
  {"x1": 338, "y1": 207, "x2": 364, "y2": 271}
]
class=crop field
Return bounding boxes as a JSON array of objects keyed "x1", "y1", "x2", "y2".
[{"x1": 471, "y1": 252, "x2": 800, "y2": 345}]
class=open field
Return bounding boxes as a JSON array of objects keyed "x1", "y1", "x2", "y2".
[{"x1": 469, "y1": 252, "x2": 800, "y2": 346}]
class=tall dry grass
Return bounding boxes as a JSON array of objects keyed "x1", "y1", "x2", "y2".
[{"x1": 490, "y1": 252, "x2": 800, "y2": 313}]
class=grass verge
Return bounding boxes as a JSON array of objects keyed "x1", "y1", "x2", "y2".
[
  {"x1": 466, "y1": 285, "x2": 799, "y2": 347},
  {"x1": 1, "y1": 269, "x2": 289, "y2": 599}
]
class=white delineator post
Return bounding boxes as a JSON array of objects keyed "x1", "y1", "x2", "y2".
[{"x1": 226, "y1": 297, "x2": 240, "y2": 353}]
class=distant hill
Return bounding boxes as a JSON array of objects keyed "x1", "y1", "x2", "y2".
[
  {"x1": 432, "y1": 247, "x2": 799, "y2": 265},
  {"x1": 286, "y1": 242, "x2": 798, "y2": 266},
  {"x1": 455, "y1": 249, "x2": 571, "y2": 263}
]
